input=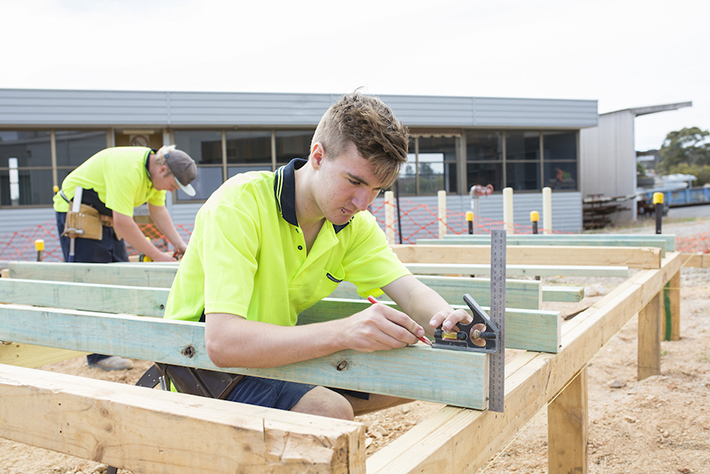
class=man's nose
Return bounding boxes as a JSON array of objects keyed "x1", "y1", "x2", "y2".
[
  {"x1": 353, "y1": 188, "x2": 380, "y2": 211},
  {"x1": 352, "y1": 189, "x2": 370, "y2": 211}
]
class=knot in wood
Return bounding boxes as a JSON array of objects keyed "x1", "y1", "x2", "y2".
[
  {"x1": 182, "y1": 345, "x2": 196, "y2": 358},
  {"x1": 336, "y1": 360, "x2": 349, "y2": 371}
]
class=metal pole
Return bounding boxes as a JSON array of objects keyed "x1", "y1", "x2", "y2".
[
  {"x1": 530, "y1": 211, "x2": 539, "y2": 235},
  {"x1": 530, "y1": 211, "x2": 540, "y2": 280},
  {"x1": 653, "y1": 192, "x2": 664, "y2": 234},
  {"x1": 35, "y1": 240, "x2": 44, "y2": 262},
  {"x1": 394, "y1": 179, "x2": 403, "y2": 244}
]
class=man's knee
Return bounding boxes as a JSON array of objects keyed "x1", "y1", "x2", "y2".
[{"x1": 290, "y1": 386, "x2": 354, "y2": 420}]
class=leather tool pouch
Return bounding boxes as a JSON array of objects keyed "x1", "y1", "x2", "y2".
[
  {"x1": 155, "y1": 362, "x2": 244, "y2": 400},
  {"x1": 63, "y1": 203, "x2": 103, "y2": 241}
]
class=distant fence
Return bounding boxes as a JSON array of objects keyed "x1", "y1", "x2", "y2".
[{"x1": 2, "y1": 199, "x2": 708, "y2": 263}]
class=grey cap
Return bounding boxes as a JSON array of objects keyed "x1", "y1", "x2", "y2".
[{"x1": 165, "y1": 149, "x2": 197, "y2": 196}]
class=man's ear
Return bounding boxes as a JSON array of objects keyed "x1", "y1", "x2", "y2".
[
  {"x1": 158, "y1": 164, "x2": 172, "y2": 178},
  {"x1": 310, "y1": 142, "x2": 325, "y2": 169}
]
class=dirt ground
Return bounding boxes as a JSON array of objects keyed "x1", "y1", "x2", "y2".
[{"x1": 1, "y1": 216, "x2": 709, "y2": 473}]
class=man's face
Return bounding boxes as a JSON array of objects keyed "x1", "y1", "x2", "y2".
[
  {"x1": 313, "y1": 142, "x2": 384, "y2": 226},
  {"x1": 151, "y1": 166, "x2": 181, "y2": 193}
]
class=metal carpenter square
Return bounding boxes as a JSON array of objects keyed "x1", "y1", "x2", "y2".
[{"x1": 489, "y1": 229, "x2": 506, "y2": 412}]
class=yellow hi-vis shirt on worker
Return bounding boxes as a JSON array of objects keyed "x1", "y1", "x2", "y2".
[
  {"x1": 52, "y1": 147, "x2": 166, "y2": 216},
  {"x1": 163, "y1": 158, "x2": 410, "y2": 326}
]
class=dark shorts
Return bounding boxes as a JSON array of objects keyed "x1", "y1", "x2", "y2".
[
  {"x1": 224, "y1": 376, "x2": 370, "y2": 411},
  {"x1": 225, "y1": 376, "x2": 317, "y2": 410}
]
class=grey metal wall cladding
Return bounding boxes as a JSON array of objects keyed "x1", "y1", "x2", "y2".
[
  {"x1": 381, "y1": 95, "x2": 476, "y2": 126},
  {"x1": 166, "y1": 92, "x2": 339, "y2": 125},
  {"x1": 473, "y1": 97, "x2": 598, "y2": 128},
  {"x1": 0, "y1": 207, "x2": 56, "y2": 234},
  {"x1": 0, "y1": 89, "x2": 169, "y2": 125},
  {"x1": 0, "y1": 88, "x2": 597, "y2": 129},
  {"x1": 169, "y1": 202, "x2": 203, "y2": 227}
]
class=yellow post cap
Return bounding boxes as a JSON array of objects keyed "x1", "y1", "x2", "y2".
[
  {"x1": 530, "y1": 211, "x2": 539, "y2": 222},
  {"x1": 53, "y1": 185, "x2": 59, "y2": 193},
  {"x1": 653, "y1": 192, "x2": 664, "y2": 204},
  {"x1": 465, "y1": 211, "x2": 474, "y2": 221},
  {"x1": 34, "y1": 239, "x2": 45, "y2": 251}
]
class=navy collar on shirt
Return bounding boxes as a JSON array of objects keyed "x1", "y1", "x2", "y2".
[
  {"x1": 145, "y1": 149, "x2": 155, "y2": 177},
  {"x1": 274, "y1": 158, "x2": 351, "y2": 234}
]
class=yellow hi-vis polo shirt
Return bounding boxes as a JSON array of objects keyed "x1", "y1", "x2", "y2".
[
  {"x1": 52, "y1": 147, "x2": 166, "y2": 216},
  {"x1": 164, "y1": 158, "x2": 411, "y2": 326}
]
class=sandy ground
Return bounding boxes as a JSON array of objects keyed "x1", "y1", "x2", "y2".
[{"x1": 1, "y1": 215, "x2": 708, "y2": 473}]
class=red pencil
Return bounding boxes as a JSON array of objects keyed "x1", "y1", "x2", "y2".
[{"x1": 367, "y1": 296, "x2": 432, "y2": 346}]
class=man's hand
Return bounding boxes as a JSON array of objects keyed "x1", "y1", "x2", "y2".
[
  {"x1": 172, "y1": 243, "x2": 187, "y2": 260},
  {"x1": 428, "y1": 308, "x2": 473, "y2": 333},
  {"x1": 343, "y1": 304, "x2": 426, "y2": 352},
  {"x1": 151, "y1": 251, "x2": 176, "y2": 262}
]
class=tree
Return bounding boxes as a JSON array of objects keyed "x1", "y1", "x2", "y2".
[{"x1": 657, "y1": 127, "x2": 710, "y2": 174}]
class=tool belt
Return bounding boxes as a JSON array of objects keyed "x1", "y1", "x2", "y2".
[
  {"x1": 62, "y1": 203, "x2": 103, "y2": 241},
  {"x1": 155, "y1": 362, "x2": 244, "y2": 400},
  {"x1": 60, "y1": 188, "x2": 121, "y2": 241}
]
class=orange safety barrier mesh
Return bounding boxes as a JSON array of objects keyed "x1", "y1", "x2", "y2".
[
  {"x1": 368, "y1": 198, "x2": 566, "y2": 243},
  {"x1": 676, "y1": 230, "x2": 710, "y2": 254}
]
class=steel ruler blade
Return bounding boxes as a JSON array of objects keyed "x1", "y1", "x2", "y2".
[{"x1": 489, "y1": 229, "x2": 506, "y2": 412}]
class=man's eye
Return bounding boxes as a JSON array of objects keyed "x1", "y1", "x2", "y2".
[{"x1": 348, "y1": 179, "x2": 359, "y2": 185}]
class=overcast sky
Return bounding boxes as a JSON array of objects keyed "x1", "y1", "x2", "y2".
[{"x1": 2, "y1": 0, "x2": 707, "y2": 151}]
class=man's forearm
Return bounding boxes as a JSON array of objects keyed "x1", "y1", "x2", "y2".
[
  {"x1": 113, "y1": 213, "x2": 170, "y2": 261},
  {"x1": 149, "y1": 205, "x2": 187, "y2": 252}
]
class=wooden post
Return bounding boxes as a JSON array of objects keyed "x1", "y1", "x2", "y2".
[
  {"x1": 503, "y1": 187, "x2": 514, "y2": 234},
  {"x1": 438, "y1": 190, "x2": 446, "y2": 239},
  {"x1": 548, "y1": 366, "x2": 588, "y2": 474},
  {"x1": 384, "y1": 190, "x2": 395, "y2": 245},
  {"x1": 638, "y1": 292, "x2": 662, "y2": 380},
  {"x1": 663, "y1": 270, "x2": 681, "y2": 341},
  {"x1": 542, "y1": 186, "x2": 552, "y2": 234}
]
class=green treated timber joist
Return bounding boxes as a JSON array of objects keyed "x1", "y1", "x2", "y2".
[
  {"x1": 9, "y1": 261, "x2": 177, "y2": 288},
  {"x1": 331, "y1": 279, "x2": 583, "y2": 307},
  {"x1": 436, "y1": 234, "x2": 674, "y2": 254},
  {"x1": 0, "y1": 278, "x2": 169, "y2": 317},
  {"x1": 328, "y1": 278, "x2": 541, "y2": 309},
  {"x1": 0, "y1": 304, "x2": 487, "y2": 409},
  {"x1": 442, "y1": 232, "x2": 675, "y2": 248},
  {"x1": 8, "y1": 262, "x2": 584, "y2": 305},
  {"x1": 0, "y1": 279, "x2": 561, "y2": 353},
  {"x1": 404, "y1": 263, "x2": 629, "y2": 277}
]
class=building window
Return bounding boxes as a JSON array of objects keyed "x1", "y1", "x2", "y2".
[
  {"x1": 543, "y1": 131, "x2": 577, "y2": 190},
  {"x1": 466, "y1": 131, "x2": 503, "y2": 192},
  {"x1": 0, "y1": 131, "x2": 53, "y2": 206},
  {"x1": 55, "y1": 131, "x2": 107, "y2": 168},
  {"x1": 173, "y1": 130, "x2": 223, "y2": 201},
  {"x1": 505, "y1": 131, "x2": 540, "y2": 190},
  {"x1": 398, "y1": 135, "x2": 458, "y2": 196},
  {"x1": 418, "y1": 136, "x2": 457, "y2": 194},
  {"x1": 226, "y1": 130, "x2": 272, "y2": 178},
  {"x1": 275, "y1": 130, "x2": 312, "y2": 167}
]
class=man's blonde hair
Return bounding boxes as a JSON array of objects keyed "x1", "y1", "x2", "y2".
[
  {"x1": 154, "y1": 145, "x2": 175, "y2": 167},
  {"x1": 312, "y1": 92, "x2": 409, "y2": 188}
]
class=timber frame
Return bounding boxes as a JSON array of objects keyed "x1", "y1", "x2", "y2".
[{"x1": 0, "y1": 235, "x2": 690, "y2": 473}]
